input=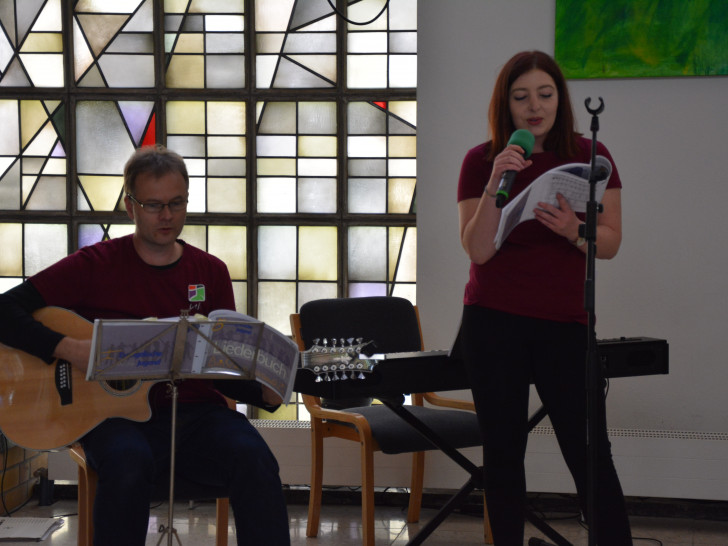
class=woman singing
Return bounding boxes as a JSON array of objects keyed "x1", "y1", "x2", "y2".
[{"x1": 457, "y1": 50, "x2": 632, "y2": 545}]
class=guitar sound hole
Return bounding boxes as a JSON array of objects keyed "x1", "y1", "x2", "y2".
[{"x1": 102, "y1": 379, "x2": 141, "y2": 395}]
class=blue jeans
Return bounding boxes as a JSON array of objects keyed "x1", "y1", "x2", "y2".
[
  {"x1": 81, "y1": 403, "x2": 290, "y2": 546},
  {"x1": 461, "y1": 305, "x2": 632, "y2": 545}
]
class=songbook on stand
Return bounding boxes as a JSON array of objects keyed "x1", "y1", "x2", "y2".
[
  {"x1": 87, "y1": 309, "x2": 300, "y2": 404},
  {"x1": 494, "y1": 155, "x2": 612, "y2": 249},
  {"x1": 0, "y1": 517, "x2": 64, "y2": 541}
]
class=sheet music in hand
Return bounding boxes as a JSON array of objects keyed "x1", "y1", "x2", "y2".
[
  {"x1": 87, "y1": 309, "x2": 300, "y2": 404},
  {"x1": 494, "y1": 155, "x2": 612, "y2": 249}
]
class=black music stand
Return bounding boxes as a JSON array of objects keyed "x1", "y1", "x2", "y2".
[{"x1": 87, "y1": 311, "x2": 266, "y2": 546}]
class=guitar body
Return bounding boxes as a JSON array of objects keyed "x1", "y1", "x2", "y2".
[{"x1": 0, "y1": 307, "x2": 154, "y2": 451}]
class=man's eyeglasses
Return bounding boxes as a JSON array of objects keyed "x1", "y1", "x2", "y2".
[{"x1": 126, "y1": 193, "x2": 188, "y2": 214}]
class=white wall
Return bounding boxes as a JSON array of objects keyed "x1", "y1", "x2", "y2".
[{"x1": 417, "y1": 0, "x2": 728, "y2": 498}]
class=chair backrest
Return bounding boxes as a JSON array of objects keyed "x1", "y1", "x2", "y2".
[{"x1": 299, "y1": 296, "x2": 423, "y2": 354}]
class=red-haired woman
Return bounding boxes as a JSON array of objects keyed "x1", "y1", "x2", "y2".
[{"x1": 457, "y1": 50, "x2": 632, "y2": 545}]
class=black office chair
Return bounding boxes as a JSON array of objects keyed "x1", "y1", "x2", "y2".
[{"x1": 291, "y1": 296, "x2": 492, "y2": 546}]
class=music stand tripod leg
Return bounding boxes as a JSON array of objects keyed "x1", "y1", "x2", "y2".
[{"x1": 157, "y1": 381, "x2": 182, "y2": 546}]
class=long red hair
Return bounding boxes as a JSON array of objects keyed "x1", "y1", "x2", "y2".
[{"x1": 487, "y1": 51, "x2": 580, "y2": 160}]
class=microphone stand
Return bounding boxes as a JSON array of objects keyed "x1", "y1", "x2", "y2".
[{"x1": 582, "y1": 97, "x2": 605, "y2": 546}]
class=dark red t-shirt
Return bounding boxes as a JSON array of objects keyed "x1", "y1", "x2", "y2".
[
  {"x1": 457, "y1": 137, "x2": 622, "y2": 324},
  {"x1": 30, "y1": 234, "x2": 236, "y2": 407}
]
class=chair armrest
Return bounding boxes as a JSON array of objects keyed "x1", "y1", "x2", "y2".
[
  {"x1": 423, "y1": 392, "x2": 476, "y2": 412},
  {"x1": 302, "y1": 394, "x2": 375, "y2": 427}
]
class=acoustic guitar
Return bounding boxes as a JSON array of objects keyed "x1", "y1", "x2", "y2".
[{"x1": 0, "y1": 307, "x2": 154, "y2": 451}]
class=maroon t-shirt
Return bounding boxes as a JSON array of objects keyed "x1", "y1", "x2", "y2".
[
  {"x1": 30, "y1": 234, "x2": 236, "y2": 407},
  {"x1": 457, "y1": 137, "x2": 622, "y2": 324}
]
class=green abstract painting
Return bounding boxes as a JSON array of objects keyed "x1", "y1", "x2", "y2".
[{"x1": 555, "y1": 0, "x2": 728, "y2": 78}]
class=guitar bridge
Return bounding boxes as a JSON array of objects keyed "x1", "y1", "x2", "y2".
[{"x1": 55, "y1": 359, "x2": 73, "y2": 406}]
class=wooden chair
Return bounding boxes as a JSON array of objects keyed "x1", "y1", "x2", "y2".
[
  {"x1": 68, "y1": 398, "x2": 236, "y2": 546},
  {"x1": 290, "y1": 296, "x2": 493, "y2": 546}
]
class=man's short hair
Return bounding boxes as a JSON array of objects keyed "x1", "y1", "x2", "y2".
[{"x1": 123, "y1": 144, "x2": 189, "y2": 195}]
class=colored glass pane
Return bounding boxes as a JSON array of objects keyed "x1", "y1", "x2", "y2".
[
  {"x1": 349, "y1": 226, "x2": 386, "y2": 281},
  {"x1": 298, "y1": 178, "x2": 336, "y2": 213},
  {"x1": 258, "y1": 226, "x2": 296, "y2": 280},
  {"x1": 257, "y1": 281, "x2": 296, "y2": 336},
  {"x1": 208, "y1": 225, "x2": 247, "y2": 279},
  {"x1": 0, "y1": 223, "x2": 23, "y2": 276},
  {"x1": 257, "y1": 178, "x2": 296, "y2": 213},
  {"x1": 207, "y1": 178, "x2": 245, "y2": 213},
  {"x1": 25, "y1": 223, "x2": 67, "y2": 276},
  {"x1": 298, "y1": 226, "x2": 337, "y2": 281}
]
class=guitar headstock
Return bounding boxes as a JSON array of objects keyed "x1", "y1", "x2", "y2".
[{"x1": 301, "y1": 337, "x2": 376, "y2": 382}]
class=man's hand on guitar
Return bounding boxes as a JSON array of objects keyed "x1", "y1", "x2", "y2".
[{"x1": 53, "y1": 336, "x2": 92, "y2": 373}]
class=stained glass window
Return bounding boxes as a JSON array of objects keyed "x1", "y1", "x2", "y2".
[{"x1": 0, "y1": 0, "x2": 417, "y2": 421}]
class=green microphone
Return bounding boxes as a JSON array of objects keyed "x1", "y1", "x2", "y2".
[{"x1": 495, "y1": 129, "x2": 536, "y2": 208}]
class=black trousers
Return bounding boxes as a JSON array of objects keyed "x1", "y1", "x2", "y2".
[{"x1": 460, "y1": 305, "x2": 632, "y2": 545}]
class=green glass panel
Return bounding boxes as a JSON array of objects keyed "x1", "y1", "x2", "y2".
[
  {"x1": 299, "y1": 226, "x2": 337, "y2": 281},
  {"x1": 257, "y1": 178, "x2": 295, "y2": 213},
  {"x1": 298, "y1": 102, "x2": 336, "y2": 134},
  {"x1": 348, "y1": 226, "x2": 385, "y2": 281},
  {"x1": 258, "y1": 226, "x2": 296, "y2": 280},
  {"x1": 298, "y1": 178, "x2": 336, "y2": 214},
  {"x1": 208, "y1": 225, "x2": 247, "y2": 279},
  {"x1": 388, "y1": 178, "x2": 416, "y2": 214},
  {"x1": 0, "y1": 223, "x2": 22, "y2": 276},
  {"x1": 25, "y1": 223, "x2": 67, "y2": 276},
  {"x1": 349, "y1": 179, "x2": 385, "y2": 214},
  {"x1": 257, "y1": 281, "x2": 296, "y2": 336},
  {"x1": 298, "y1": 136, "x2": 336, "y2": 157},
  {"x1": 207, "y1": 178, "x2": 245, "y2": 213}
]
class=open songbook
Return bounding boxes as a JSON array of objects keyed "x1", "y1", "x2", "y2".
[
  {"x1": 87, "y1": 309, "x2": 299, "y2": 403},
  {"x1": 494, "y1": 155, "x2": 612, "y2": 249}
]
